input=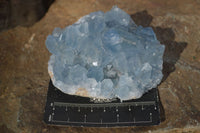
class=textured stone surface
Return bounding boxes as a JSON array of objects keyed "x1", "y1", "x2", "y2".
[
  {"x1": 46, "y1": 6, "x2": 165, "y2": 100},
  {"x1": 0, "y1": 0, "x2": 200, "y2": 132},
  {"x1": 0, "y1": 0, "x2": 54, "y2": 31}
]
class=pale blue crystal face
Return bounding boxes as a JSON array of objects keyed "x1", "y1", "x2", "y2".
[{"x1": 46, "y1": 6, "x2": 165, "y2": 100}]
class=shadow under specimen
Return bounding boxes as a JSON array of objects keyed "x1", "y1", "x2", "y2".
[
  {"x1": 131, "y1": 10, "x2": 187, "y2": 124},
  {"x1": 131, "y1": 10, "x2": 187, "y2": 82}
]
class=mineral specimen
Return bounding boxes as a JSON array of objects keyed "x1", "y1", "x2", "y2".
[{"x1": 46, "y1": 6, "x2": 165, "y2": 100}]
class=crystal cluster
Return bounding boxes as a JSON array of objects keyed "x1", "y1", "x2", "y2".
[{"x1": 46, "y1": 6, "x2": 165, "y2": 100}]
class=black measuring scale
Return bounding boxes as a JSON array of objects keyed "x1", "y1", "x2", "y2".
[{"x1": 44, "y1": 80, "x2": 161, "y2": 127}]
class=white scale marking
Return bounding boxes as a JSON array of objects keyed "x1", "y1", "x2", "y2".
[
  {"x1": 100, "y1": 119, "x2": 103, "y2": 124},
  {"x1": 129, "y1": 106, "x2": 131, "y2": 111},
  {"x1": 84, "y1": 114, "x2": 87, "y2": 123},
  {"x1": 117, "y1": 114, "x2": 119, "y2": 122},
  {"x1": 51, "y1": 101, "x2": 156, "y2": 124},
  {"x1": 150, "y1": 113, "x2": 152, "y2": 121},
  {"x1": 78, "y1": 107, "x2": 80, "y2": 112},
  {"x1": 116, "y1": 107, "x2": 118, "y2": 112},
  {"x1": 48, "y1": 115, "x2": 52, "y2": 122}
]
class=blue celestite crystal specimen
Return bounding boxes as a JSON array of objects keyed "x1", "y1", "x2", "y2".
[{"x1": 46, "y1": 6, "x2": 165, "y2": 100}]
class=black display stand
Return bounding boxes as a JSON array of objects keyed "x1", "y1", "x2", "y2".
[{"x1": 44, "y1": 80, "x2": 161, "y2": 127}]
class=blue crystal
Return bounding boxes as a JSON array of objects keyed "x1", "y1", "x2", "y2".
[
  {"x1": 87, "y1": 66, "x2": 104, "y2": 82},
  {"x1": 46, "y1": 6, "x2": 165, "y2": 100},
  {"x1": 100, "y1": 79, "x2": 114, "y2": 98}
]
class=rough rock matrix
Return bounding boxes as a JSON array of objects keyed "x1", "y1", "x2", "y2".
[{"x1": 46, "y1": 6, "x2": 165, "y2": 100}]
